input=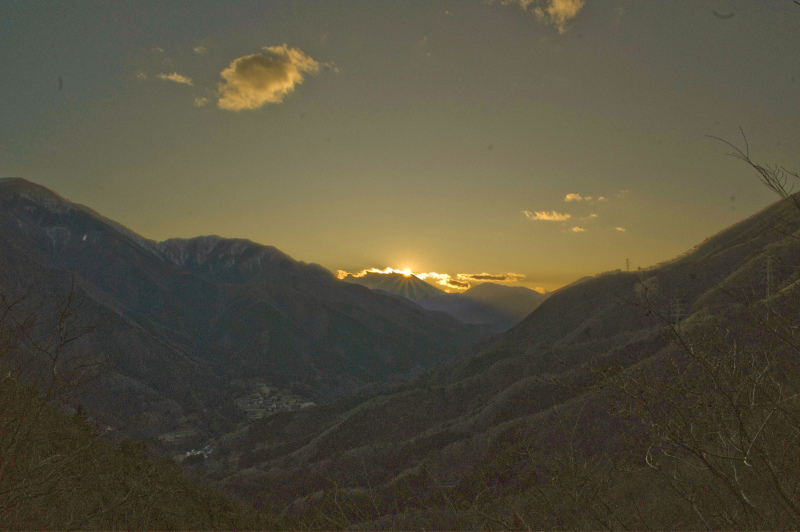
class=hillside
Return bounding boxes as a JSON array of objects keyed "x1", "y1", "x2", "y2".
[
  {"x1": 0, "y1": 178, "x2": 483, "y2": 454},
  {"x1": 209, "y1": 194, "x2": 800, "y2": 530},
  {"x1": 0, "y1": 358, "x2": 278, "y2": 530},
  {"x1": 4, "y1": 177, "x2": 800, "y2": 529}
]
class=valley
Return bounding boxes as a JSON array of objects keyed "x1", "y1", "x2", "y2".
[
  {"x1": 3, "y1": 3, "x2": 797, "y2": 528},
  {"x1": 3, "y1": 177, "x2": 799, "y2": 529}
]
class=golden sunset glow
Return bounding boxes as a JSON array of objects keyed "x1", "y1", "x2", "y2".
[
  {"x1": 337, "y1": 267, "x2": 533, "y2": 292},
  {"x1": 3, "y1": 2, "x2": 793, "y2": 294}
]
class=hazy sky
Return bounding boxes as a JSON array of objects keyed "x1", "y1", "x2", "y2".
[{"x1": 2, "y1": 1, "x2": 798, "y2": 291}]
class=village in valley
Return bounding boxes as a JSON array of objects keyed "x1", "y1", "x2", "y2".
[{"x1": 160, "y1": 377, "x2": 315, "y2": 464}]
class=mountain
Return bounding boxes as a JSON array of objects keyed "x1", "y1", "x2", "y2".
[
  {"x1": 211, "y1": 194, "x2": 800, "y2": 529},
  {"x1": 0, "y1": 178, "x2": 484, "y2": 452},
  {"x1": 461, "y1": 282, "x2": 548, "y2": 321},
  {"x1": 342, "y1": 273, "x2": 545, "y2": 332},
  {"x1": 340, "y1": 271, "x2": 445, "y2": 300}
]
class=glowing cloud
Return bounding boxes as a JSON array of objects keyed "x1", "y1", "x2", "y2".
[
  {"x1": 616, "y1": 227, "x2": 627, "y2": 232},
  {"x1": 524, "y1": 210, "x2": 571, "y2": 221},
  {"x1": 570, "y1": 226, "x2": 586, "y2": 232},
  {"x1": 565, "y1": 193, "x2": 592, "y2": 202},
  {"x1": 442, "y1": 278, "x2": 470, "y2": 290},
  {"x1": 337, "y1": 267, "x2": 530, "y2": 293},
  {"x1": 217, "y1": 45, "x2": 320, "y2": 111},
  {"x1": 499, "y1": 0, "x2": 586, "y2": 33},
  {"x1": 457, "y1": 272, "x2": 526, "y2": 282},
  {"x1": 157, "y1": 72, "x2": 194, "y2": 86}
]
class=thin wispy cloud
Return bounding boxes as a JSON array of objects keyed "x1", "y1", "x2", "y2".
[
  {"x1": 193, "y1": 45, "x2": 208, "y2": 54},
  {"x1": 615, "y1": 227, "x2": 627, "y2": 232},
  {"x1": 580, "y1": 213, "x2": 598, "y2": 221},
  {"x1": 498, "y1": 0, "x2": 586, "y2": 33},
  {"x1": 524, "y1": 210, "x2": 571, "y2": 221},
  {"x1": 157, "y1": 72, "x2": 193, "y2": 86},
  {"x1": 217, "y1": 44, "x2": 320, "y2": 111},
  {"x1": 193, "y1": 96, "x2": 210, "y2": 107},
  {"x1": 336, "y1": 267, "x2": 525, "y2": 292},
  {"x1": 135, "y1": 71, "x2": 148, "y2": 81},
  {"x1": 457, "y1": 272, "x2": 525, "y2": 282},
  {"x1": 442, "y1": 278, "x2": 470, "y2": 289},
  {"x1": 569, "y1": 226, "x2": 586, "y2": 232}
]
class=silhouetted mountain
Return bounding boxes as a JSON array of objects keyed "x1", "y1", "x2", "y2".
[
  {"x1": 213, "y1": 194, "x2": 800, "y2": 529},
  {"x1": 0, "y1": 178, "x2": 483, "y2": 451},
  {"x1": 461, "y1": 282, "x2": 548, "y2": 321},
  {"x1": 341, "y1": 271, "x2": 445, "y2": 300},
  {"x1": 342, "y1": 273, "x2": 541, "y2": 332}
]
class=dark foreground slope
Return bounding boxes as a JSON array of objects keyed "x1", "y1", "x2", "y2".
[
  {"x1": 211, "y1": 195, "x2": 800, "y2": 530},
  {"x1": 0, "y1": 360, "x2": 278, "y2": 531},
  {"x1": 0, "y1": 178, "x2": 482, "y2": 451}
]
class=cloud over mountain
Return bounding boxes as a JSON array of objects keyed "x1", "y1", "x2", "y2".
[
  {"x1": 458, "y1": 272, "x2": 525, "y2": 282},
  {"x1": 217, "y1": 45, "x2": 320, "y2": 111}
]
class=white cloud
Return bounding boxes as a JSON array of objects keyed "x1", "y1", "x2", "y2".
[
  {"x1": 157, "y1": 72, "x2": 193, "y2": 86},
  {"x1": 569, "y1": 226, "x2": 586, "y2": 232},
  {"x1": 336, "y1": 267, "x2": 527, "y2": 292},
  {"x1": 565, "y1": 193, "x2": 592, "y2": 202},
  {"x1": 457, "y1": 272, "x2": 526, "y2": 282},
  {"x1": 524, "y1": 210, "x2": 571, "y2": 221},
  {"x1": 193, "y1": 45, "x2": 208, "y2": 54},
  {"x1": 217, "y1": 44, "x2": 320, "y2": 111},
  {"x1": 499, "y1": 0, "x2": 586, "y2": 33}
]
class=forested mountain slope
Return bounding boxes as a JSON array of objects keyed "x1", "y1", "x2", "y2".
[
  {"x1": 211, "y1": 194, "x2": 800, "y2": 530},
  {"x1": 0, "y1": 178, "x2": 482, "y2": 451}
]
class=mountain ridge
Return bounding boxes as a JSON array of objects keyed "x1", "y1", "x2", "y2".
[
  {"x1": 210, "y1": 192, "x2": 800, "y2": 529},
  {"x1": 0, "y1": 178, "x2": 485, "y2": 452}
]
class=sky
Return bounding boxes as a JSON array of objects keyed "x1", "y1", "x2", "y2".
[{"x1": 1, "y1": 0, "x2": 798, "y2": 292}]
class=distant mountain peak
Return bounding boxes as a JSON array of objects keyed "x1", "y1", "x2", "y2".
[
  {"x1": 0, "y1": 177, "x2": 161, "y2": 255},
  {"x1": 0, "y1": 177, "x2": 67, "y2": 201},
  {"x1": 341, "y1": 271, "x2": 445, "y2": 300}
]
